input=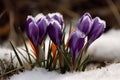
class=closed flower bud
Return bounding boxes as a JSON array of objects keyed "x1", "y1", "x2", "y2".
[
  {"x1": 46, "y1": 13, "x2": 64, "y2": 28},
  {"x1": 26, "y1": 16, "x2": 39, "y2": 47},
  {"x1": 37, "y1": 17, "x2": 49, "y2": 44},
  {"x1": 47, "y1": 20, "x2": 62, "y2": 47},
  {"x1": 68, "y1": 30, "x2": 85, "y2": 63},
  {"x1": 78, "y1": 13, "x2": 92, "y2": 36},
  {"x1": 88, "y1": 17, "x2": 106, "y2": 45},
  {"x1": 35, "y1": 13, "x2": 45, "y2": 23}
]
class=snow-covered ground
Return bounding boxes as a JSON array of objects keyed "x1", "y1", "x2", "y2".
[
  {"x1": 1, "y1": 29, "x2": 120, "y2": 80},
  {"x1": 10, "y1": 63, "x2": 120, "y2": 80},
  {"x1": 87, "y1": 29, "x2": 120, "y2": 62}
]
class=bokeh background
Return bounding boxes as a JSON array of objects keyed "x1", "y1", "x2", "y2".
[{"x1": 0, "y1": 0, "x2": 120, "y2": 46}]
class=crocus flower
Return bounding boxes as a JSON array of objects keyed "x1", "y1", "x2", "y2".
[
  {"x1": 68, "y1": 30, "x2": 85, "y2": 64},
  {"x1": 47, "y1": 20, "x2": 62, "y2": 47},
  {"x1": 26, "y1": 16, "x2": 39, "y2": 48},
  {"x1": 78, "y1": 13, "x2": 92, "y2": 36},
  {"x1": 37, "y1": 17, "x2": 49, "y2": 44},
  {"x1": 35, "y1": 13, "x2": 45, "y2": 23},
  {"x1": 88, "y1": 17, "x2": 106, "y2": 45},
  {"x1": 46, "y1": 13, "x2": 64, "y2": 28}
]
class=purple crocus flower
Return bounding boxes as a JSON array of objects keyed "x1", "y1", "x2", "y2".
[
  {"x1": 46, "y1": 13, "x2": 64, "y2": 28},
  {"x1": 26, "y1": 16, "x2": 39, "y2": 48},
  {"x1": 78, "y1": 13, "x2": 92, "y2": 36},
  {"x1": 88, "y1": 17, "x2": 106, "y2": 45},
  {"x1": 37, "y1": 17, "x2": 49, "y2": 44},
  {"x1": 47, "y1": 20, "x2": 62, "y2": 47},
  {"x1": 35, "y1": 13, "x2": 45, "y2": 23},
  {"x1": 68, "y1": 30, "x2": 85, "y2": 63}
]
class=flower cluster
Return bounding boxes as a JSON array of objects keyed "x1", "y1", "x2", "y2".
[
  {"x1": 69, "y1": 13, "x2": 106, "y2": 69},
  {"x1": 26, "y1": 12, "x2": 105, "y2": 72},
  {"x1": 26, "y1": 13, "x2": 63, "y2": 58}
]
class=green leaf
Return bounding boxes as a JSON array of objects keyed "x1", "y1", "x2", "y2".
[
  {"x1": 78, "y1": 55, "x2": 90, "y2": 71},
  {"x1": 46, "y1": 40, "x2": 52, "y2": 69},
  {"x1": 19, "y1": 30, "x2": 32, "y2": 64},
  {"x1": 10, "y1": 41, "x2": 23, "y2": 67},
  {"x1": 57, "y1": 47, "x2": 71, "y2": 70},
  {"x1": 76, "y1": 48, "x2": 84, "y2": 71},
  {"x1": 81, "y1": 55, "x2": 90, "y2": 71},
  {"x1": 16, "y1": 48, "x2": 30, "y2": 64}
]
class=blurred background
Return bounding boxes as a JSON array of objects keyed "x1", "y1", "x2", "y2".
[{"x1": 0, "y1": 0, "x2": 120, "y2": 46}]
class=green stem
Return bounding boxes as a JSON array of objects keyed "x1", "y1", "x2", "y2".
[
  {"x1": 46, "y1": 40, "x2": 52, "y2": 69},
  {"x1": 57, "y1": 47, "x2": 71, "y2": 69},
  {"x1": 76, "y1": 43, "x2": 89, "y2": 71}
]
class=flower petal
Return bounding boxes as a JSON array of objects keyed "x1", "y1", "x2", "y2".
[
  {"x1": 37, "y1": 18, "x2": 49, "y2": 44},
  {"x1": 35, "y1": 13, "x2": 45, "y2": 23},
  {"x1": 78, "y1": 12, "x2": 92, "y2": 36},
  {"x1": 46, "y1": 12, "x2": 64, "y2": 28},
  {"x1": 26, "y1": 16, "x2": 39, "y2": 47},
  {"x1": 47, "y1": 20, "x2": 62, "y2": 46},
  {"x1": 88, "y1": 17, "x2": 106, "y2": 45},
  {"x1": 69, "y1": 30, "x2": 85, "y2": 62}
]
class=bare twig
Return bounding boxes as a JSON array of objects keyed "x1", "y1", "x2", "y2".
[{"x1": 0, "y1": 66, "x2": 24, "y2": 78}]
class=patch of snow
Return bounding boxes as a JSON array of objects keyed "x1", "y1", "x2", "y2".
[
  {"x1": 87, "y1": 29, "x2": 120, "y2": 62},
  {"x1": 0, "y1": 42, "x2": 36, "y2": 68},
  {"x1": 10, "y1": 63, "x2": 120, "y2": 80},
  {"x1": 1, "y1": 29, "x2": 120, "y2": 80}
]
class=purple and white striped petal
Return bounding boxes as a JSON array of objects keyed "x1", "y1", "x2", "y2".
[
  {"x1": 37, "y1": 17, "x2": 49, "y2": 44},
  {"x1": 26, "y1": 16, "x2": 39, "y2": 47},
  {"x1": 46, "y1": 12, "x2": 64, "y2": 28},
  {"x1": 78, "y1": 13, "x2": 92, "y2": 36},
  {"x1": 47, "y1": 20, "x2": 62, "y2": 46},
  {"x1": 69, "y1": 30, "x2": 85, "y2": 62},
  {"x1": 88, "y1": 17, "x2": 106, "y2": 45}
]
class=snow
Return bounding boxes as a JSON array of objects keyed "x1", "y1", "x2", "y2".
[
  {"x1": 1, "y1": 29, "x2": 120, "y2": 80},
  {"x1": 87, "y1": 29, "x2": 120, "y2": 62},
  {"x1": 10, "y1": 63, "x2": 120, "y2": 80},
  {"x1": 0, "y1": 42, "x2": 36, "y2": 68}
]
